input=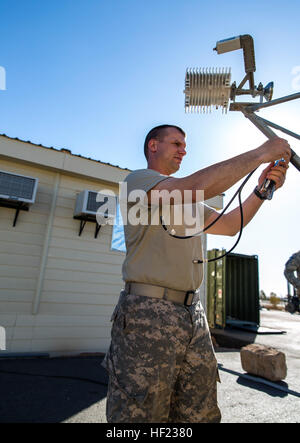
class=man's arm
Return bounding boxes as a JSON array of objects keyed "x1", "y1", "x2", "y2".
[
  {"x1": 204, "y1": 193, "x2": 263, "y2": 236},
  {"x1": 204, "y1": 160, "x2": 288, "y2": 236},
  {"x1": 149, "y1": 138, "x2": 291, "y2": 202}
]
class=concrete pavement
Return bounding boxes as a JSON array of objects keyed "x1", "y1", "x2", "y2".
[
  {"x1": 0, "y1": 309, "x2": 299, "y2": 423},
  {"x1": 215, "y1": 309, "x2": 300, "y2": 423}
]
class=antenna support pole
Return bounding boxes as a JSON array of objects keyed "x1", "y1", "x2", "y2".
[{"x1": 231, "y1": 92, "x2": 300, "y2": 171}]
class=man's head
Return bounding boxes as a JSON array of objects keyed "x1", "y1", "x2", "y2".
[{"x1": 144, "y1": 124, "x2": 187, "y2": 175}]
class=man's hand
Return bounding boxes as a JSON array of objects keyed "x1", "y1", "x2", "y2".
[
  {"x1": 258, "y1": 160, "x2": 289, "y2": 190},
  {"x1": 206, "y1": 159, "x2": 289, "y2": 237},
  {"x1": 256, "y1": 138, "x2": 291, "y2": 164}
]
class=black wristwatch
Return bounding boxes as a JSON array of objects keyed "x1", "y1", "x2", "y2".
[{"x1": 253, "y1": 186, "x2": 267, "y2": 200}]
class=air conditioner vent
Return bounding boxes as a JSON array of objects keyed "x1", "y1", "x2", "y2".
[
  {"x1": 74, "y1": 190, "x2": 117, "y2": 237},
  {"x1": 86, "y1": 191, "x2": 109, "y2": 213},
  {"x1": 74, "y1": 190, "x2": 116, "y2": 221},
  {"x1": 0, "y1": 170, "x2": 38, "y2": 204}
]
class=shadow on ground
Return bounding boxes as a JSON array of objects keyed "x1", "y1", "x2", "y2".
[
  {"x1": 218, "y1": 362, "x2": 300, "y2": 399},
  {"x1": 0, "y1": 356, "x2": 108, "y2": 423}
]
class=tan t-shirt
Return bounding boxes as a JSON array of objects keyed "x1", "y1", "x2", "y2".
[{"x1": 121, "y1": 168, "x2": 215, "y2": 291}]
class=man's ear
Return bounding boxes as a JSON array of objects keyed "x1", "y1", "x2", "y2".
[{"x1": 148, "y1": 139, "x2": 158, "y2": 154}]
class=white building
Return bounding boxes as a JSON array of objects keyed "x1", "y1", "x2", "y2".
[{"x1": 0, "y1": 134, "x2": 223, "y2": 357}]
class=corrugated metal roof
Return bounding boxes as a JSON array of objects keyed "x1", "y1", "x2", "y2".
[{"x1": 0, "y1": 133, "x2": 131, "y2": 172}]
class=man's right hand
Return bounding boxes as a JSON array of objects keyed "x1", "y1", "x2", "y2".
[{"x1": 256, "y1": 137, "x2": 291, "y2": 164}]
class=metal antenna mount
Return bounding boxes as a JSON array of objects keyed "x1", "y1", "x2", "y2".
[{"x1": 184, "y1": 34, "x2": 300, "y2": 172}]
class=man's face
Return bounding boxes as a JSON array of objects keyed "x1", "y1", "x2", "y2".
[{"x1": 154, "y1": 128, "x2": 187, "y2": 174}]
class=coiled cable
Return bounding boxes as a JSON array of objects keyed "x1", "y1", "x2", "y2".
[{"x1": 160, "y1": 168, "x2": 258, "y2": 263}]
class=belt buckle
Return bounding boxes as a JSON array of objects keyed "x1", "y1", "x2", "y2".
[{"x1": 184, "y1": 290, "x2": 195, "y2": 306}]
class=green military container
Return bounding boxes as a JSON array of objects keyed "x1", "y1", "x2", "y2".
[{"x1": 206, "y1": 249, "x2": 260, "y2": 329}]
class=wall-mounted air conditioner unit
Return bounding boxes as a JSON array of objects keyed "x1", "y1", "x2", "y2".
[
  {"x1": 74, "y1": 190, "x2": 117, "y2": 237},
  {"x1": 0, "y1": 170, "x2": 38, "y2": 204}
]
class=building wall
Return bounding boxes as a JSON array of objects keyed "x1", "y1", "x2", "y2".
[
  {"x1": 0, "y1": 135, "x2": 223, "y2": 357},
  {"x1": 0, "y1": 156, "x2": 124, "y2": 356}
]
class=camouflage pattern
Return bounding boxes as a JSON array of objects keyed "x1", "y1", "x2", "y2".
[
  {"x1": 102, "y1": 290, "x2": 221, "y2": 423},
  {"x1": 284, "y1": 251, "x2": 300, "y2": 293}
]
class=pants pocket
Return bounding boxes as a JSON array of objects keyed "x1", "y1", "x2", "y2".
[
  {"x1": 110, "y1": 290, "x2": 127, "y2": 322},
  {"x1": 105, "y1": 346, "x2": 151, "y2": 404}
]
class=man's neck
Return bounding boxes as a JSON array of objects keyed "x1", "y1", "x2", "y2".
[{"x1": 147, "y1": 161, "x2": 171, "y2": 176}]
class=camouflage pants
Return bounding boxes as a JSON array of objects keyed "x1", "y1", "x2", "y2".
[{"x1": 102, "y1": 290, "x2": 221, "y2": 423}]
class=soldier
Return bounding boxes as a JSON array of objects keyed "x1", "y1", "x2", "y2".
[
  {"x1": 102, "y1": 124, "x2": 290, "y2": 423},
  {"x1": 284, "y1": 251, "x2": 300, "y2": 294},
  {"x1": 284, "y1": 251, "x2": 300, "y2": 313}
]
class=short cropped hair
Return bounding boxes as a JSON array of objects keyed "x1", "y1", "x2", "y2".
[{"x1": 144, "y1": 124, "x2": 186, "y2": 160}]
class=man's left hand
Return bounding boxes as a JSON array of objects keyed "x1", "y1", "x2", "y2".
[{"x1": 258, "y1": 160, "x2": 289, "y2": 190}]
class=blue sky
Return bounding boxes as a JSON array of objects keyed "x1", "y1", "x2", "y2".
[{"x1": 1, "y1": 0, "x2": 299, "y2": 297}]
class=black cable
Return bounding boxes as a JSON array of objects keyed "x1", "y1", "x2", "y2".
[
  {"x1": 160, "y1": 168, "x2": 258, "y2": 263},
  {"x1": 193, "y1": 182, "x2": 244, "y2": 263}
]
